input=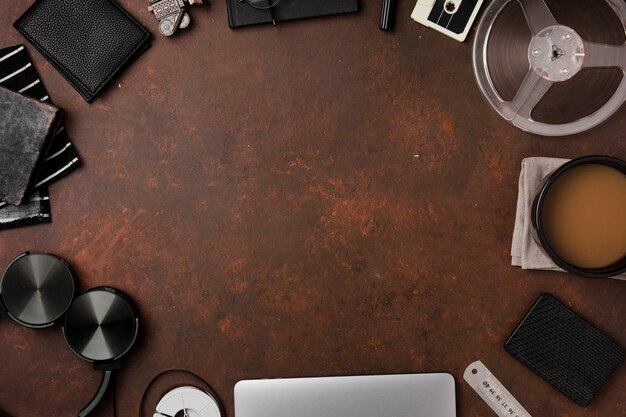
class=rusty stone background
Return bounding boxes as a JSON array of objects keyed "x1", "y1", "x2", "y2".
[{"x1": 0, "y1": 1, "x2": 624, "y2": 417}]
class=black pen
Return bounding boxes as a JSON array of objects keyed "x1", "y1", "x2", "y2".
[{"x1": 380, "y1": 0, "x2": 397, "y2": 31}]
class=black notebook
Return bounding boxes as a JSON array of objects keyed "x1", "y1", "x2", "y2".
[{"x1": 227, "y1": 0, "x2": 359, "y2": 28}]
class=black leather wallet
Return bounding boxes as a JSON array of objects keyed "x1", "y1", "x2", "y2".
[
  {"x1": 14, "y1": 0, "x2": 151, "y2": 102},
  {"x1": 505, "y1": 294, "x2": 624, "y2": 406}
]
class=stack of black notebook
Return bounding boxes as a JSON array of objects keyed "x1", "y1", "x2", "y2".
[
  {"x1": 227, "y1": 0, "x2": 359, "y2": 28},
  {"x1": 0, "y1": 45, "x2": 80, "y2": 230}
]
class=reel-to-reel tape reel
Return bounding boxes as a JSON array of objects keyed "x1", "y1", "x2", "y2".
[
  {"x1": 473, "y1": 0, "x2": 626, "y2": 136},
  {"x1": 153, "y1": 386, "x2": 222, "y2": 417}
]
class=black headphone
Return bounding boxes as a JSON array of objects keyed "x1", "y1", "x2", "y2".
[{"x1": 0, "y1": 252, "x2": 139, "y2": 417}]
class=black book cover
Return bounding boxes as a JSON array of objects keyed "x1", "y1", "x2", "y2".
[{"x1": 227, "y1": 0, "x2": 359, "y2": 28}]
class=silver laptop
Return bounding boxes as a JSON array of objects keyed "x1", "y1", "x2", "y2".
[{"x1": 234, "y1": 373, "x2": 456, "y2": 417}]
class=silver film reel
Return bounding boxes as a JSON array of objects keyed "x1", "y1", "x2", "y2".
[
  {"x1": 473, "y1": 0, "x2": 626, "y2": 136},
  {"x1": 154, "y1": 386, "x2": 222, "y2": 417}
]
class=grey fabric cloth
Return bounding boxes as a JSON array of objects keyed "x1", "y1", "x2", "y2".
[
  {"x1": 0, "y1": 188, "x2": 50, "y2": 229},
  {"x1": 0, "y1": 45, "x2": 80, "y2": 190},
  {"x1": 0, "y1": 84, "x2": 62, "y2": 205},
  {"x1": 0, "y1": 44, "x2": 80, "y2": 230},
  {"x1": 511, "y1": 157, "x2": 625, "y2": 281}
]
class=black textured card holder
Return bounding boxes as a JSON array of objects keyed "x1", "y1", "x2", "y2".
[
  {"x1": 505, "y1": 294, "x2": 624, "y2": 407},
  {"x1": 14, "y1": 0, "x2": 151, "y2": 102}
]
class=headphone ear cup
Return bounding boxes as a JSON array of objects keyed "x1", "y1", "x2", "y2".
[
  {"x1": 63, "y1": 288, "x2": 138, "y2": 417},
  {"x1": 0, "y1": 253, "x2": 75, "y2": 328},
  {"x1": 63, "y1": 287, "x2": 138, "y2": 362}
]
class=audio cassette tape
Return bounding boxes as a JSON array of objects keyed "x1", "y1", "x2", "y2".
[
  {"x1": 472, "y1": 0, "x2": 626, "y2": 136},
  {"x1": 411, "y1": 0, "x2": 484, "y2": 42}
]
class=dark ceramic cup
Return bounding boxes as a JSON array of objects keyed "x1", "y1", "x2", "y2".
[{"x1": 531, "y1": 155, "x2": 626, "y2": 279}]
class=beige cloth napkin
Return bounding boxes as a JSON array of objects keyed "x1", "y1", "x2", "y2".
[{"x1": 511, "y1": 157, "x2": 625, "y2": 281}]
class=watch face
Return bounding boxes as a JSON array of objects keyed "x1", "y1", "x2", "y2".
[{"x1": 1, "y1": 253, "x2": 74, "y2": 327}]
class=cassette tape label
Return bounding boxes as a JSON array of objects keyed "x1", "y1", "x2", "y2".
[
  {"x1": 428, "y1": 0, "x2": 481, "y2": 35},
  {"x1": 412, "y1": 0, "x2": 484, "y2": 41}
]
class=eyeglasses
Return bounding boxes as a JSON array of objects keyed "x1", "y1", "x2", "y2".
[{"x1": 239, "y1": 0, "x2": 283, "y2": 25}]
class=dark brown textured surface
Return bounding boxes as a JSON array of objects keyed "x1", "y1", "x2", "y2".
[{"x1": 0, "y1": 1, "x2": 624, "y2": 417}]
